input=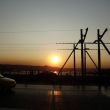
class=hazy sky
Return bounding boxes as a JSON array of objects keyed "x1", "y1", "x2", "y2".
[{"x1": 0, "y1": 0, "x2": 110, "y2": 68}]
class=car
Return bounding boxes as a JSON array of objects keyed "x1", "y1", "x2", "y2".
[{"x1": 0, "y1": 74, "x2": 16, "y2": 90}]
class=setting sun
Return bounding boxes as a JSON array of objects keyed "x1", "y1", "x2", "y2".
[
  {"x1": 51, "y1": 55, "x2": 60, "y2": 64},
  {"x1": 47, "y1": 53, "x2": 62, "y2": 66}
]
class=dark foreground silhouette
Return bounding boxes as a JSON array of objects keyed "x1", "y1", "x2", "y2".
[{"x1": 0, "y1": 64, "x2": 110, "y2": 86}]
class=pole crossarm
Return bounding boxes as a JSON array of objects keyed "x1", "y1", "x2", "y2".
[
  {"x1": 56, "y1": 42, "x2": 110, "y2": 45},
  {"x1": 57, "y1": 49, "x2": 105, "y2": 50}
]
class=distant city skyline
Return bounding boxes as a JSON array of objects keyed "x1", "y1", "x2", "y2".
[{"x1": 0, "y1": 0, "x2": 110, "y2": 68}]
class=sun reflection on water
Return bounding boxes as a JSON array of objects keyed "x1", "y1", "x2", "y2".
[{"x1": 48, "y1": 90, "x2": 62, "y2": 96}]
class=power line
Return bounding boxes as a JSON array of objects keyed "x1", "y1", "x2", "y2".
[
  {"x1": 0, "y1": 43, "x2": 55, "y2": 46},
  {"x1": 0, "y1": 29, "x2": 80, "y2": 33}
]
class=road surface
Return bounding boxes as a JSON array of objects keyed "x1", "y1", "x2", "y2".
[{"x1": 0, "y1": 84, "x2": 110, "y2": 110}]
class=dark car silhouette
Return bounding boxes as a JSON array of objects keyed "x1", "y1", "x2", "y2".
[{"x1": 0, "y1": 74, "x2": 16, "y2": 89}]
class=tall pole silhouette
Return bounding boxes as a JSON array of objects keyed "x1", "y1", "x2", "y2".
[
  {"x1": 81, "y1": 29, "x2": 84, "y2": 76},
  {"x1": 97, "y1": 29, "x2": 101, "y2": 74},
  {"x1": 80, "y1": 28, "x2": 88, "y2": 76},
  {"x1": 73, "y1": 44, "x2": 76, "y2": 76},
  {"x1": 84, "y1": 44, "x2": 86, "y2": 75},
  {"x1": 94, "y1": 28, "x2": 109, "y2": 75}
]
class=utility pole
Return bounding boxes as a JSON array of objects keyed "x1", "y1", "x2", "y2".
[
  {"x1": 97, "y1": 29, "x2": 101, "y2": 74},
  {"x1": 80, "y1": 28, "x2": 88, "y2": 77},
  {"x1": 94, "y1": 28, "x2": 109, "y2": 75},
  {"x1": 81, "y1": 29, "x2": 84, "y2": 76},
  {"x1": 73, "y1": 44, "x2": 76, "y2": 76},
  {"x1": 56, "y1": 28, "x2": 110, "y2": 77},
  {"x1": 84, "y1": 43, "x2": 86, "y2": 75}
]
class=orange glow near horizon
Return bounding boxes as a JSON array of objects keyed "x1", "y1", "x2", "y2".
[{"x1": 0, "y1": 51, "x2": 110, "y2": 69}]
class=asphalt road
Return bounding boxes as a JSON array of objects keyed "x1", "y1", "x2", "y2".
[{"x1": 0, "y1": 84, "x2": 110, "y2": 110}]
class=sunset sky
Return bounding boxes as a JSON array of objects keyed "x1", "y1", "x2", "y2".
[{"x1": 0, "y1": 0, "x2": 110, "y2": 68}]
